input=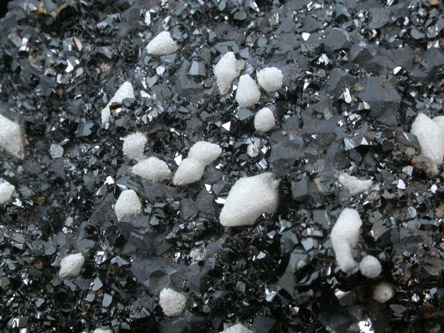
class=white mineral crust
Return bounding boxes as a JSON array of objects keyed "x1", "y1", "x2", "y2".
[
  {"x1": 146, "y1": 31, "x2": 179, "y2": 56},
  {"x1": 213, "y1": 52, "x2": 244, "y2": 95},
  {"x1": 159, "y1": 288, "x2": 187, "y2": 317},
  {"x1": 257, "y1": 67, "x2": 284, "y2": 92},
  {"x1": 122, "y1": 132, "x2": 147, "y2": 161},
  {"x1": 59, "y1": 253, "x2": 85, "y2": 278},
  {"x1": 235, "y1": 74, "x2": 261, "y2": 107},
  {"x1": 254, "y1": 107, "x2": 275, "y2": 133},
  {"x1": 0, "y1": 114, "x2": 24, "y2": 159},
  {"x1": 338, "y1": 172, "x2": 372, "y2": 195},
  {"x1": 101, "y1": 81, "x2": 135, "y2": 124},
  {"x1": 132, "y1": 157, "x2": 171, "y2": 182},
  {"x1": 114, "y1": 189, "x2": 142, "y2": 221}
]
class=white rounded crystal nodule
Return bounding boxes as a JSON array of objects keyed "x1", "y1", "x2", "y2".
[
  {"x1": 338, "y1": 172, "x2": 372, "y2": 195},
  {"x1": 172, "y1": 158, "x2": 205, "y2": 186},
  {"x1": 132, "y1": 157, "x2": 171, "y2": 183},
  {"x1": 373, "y1": 282, "x2": 395, "y2": 303},
  {"x1": 0, "y1": 114, "x2": 24, "y2": 159},
  {"x1": 114, "y1": 189, "x2": 142, "y2": 221},
  {"x1": 0, "y1": 180, "x2": 15, "y2": 204},
  {"x1": 146, "y1": 31, "x2": 179, "y2": 56},
  {"x1": 159, "y1": 288, "x2": 187, "y2": 317},
  {"x1": 122, "y1": 132, "x2": 147, "y2": 161},
  {"x1": 254, "y1": 107, "x2": 276, "y2": 133},
  {"x1": 59, "y1": 253, "x2": 85, "y2": 278},
  {"x1": 101, "y1": 81, "x2": 135, "y2": 124},
  {"x1": 257, "y1": 67, "x2": 283, "y2": 92},
  {"x1": 235, "y1": 74, "x2": 261, "y2": 107},
  {"x1": 213, "y1": 52, "x2": 244, "y2": 95},
  {"x1": 221, "y1": 323, "x2": 253, "y2": 333},
  {"x1": 359, "y1": 255, "x2": 382, "y2": 279},
  {"x1": 187, "y1": 141, "x2": 222, "y2": 165}
]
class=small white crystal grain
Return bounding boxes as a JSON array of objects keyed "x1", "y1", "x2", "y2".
[
  {"x1": 59, "y1": 253, "x2": 85, "y2": 278},
  {"x1": 132, "y1": 157, "x2": 171, "y2": 182},
  {"x1": 123, "y1": 132, "x2": 147, "y2": 161},
  {"x1": 214, "y1": 52, "x2": 244, "y2": 95},
  {"x1": 0, "y1": 181, "x2": 15, "y2": 204},
  {"x1": 235, "y1": 74, "x2": 261, "y2": 107},
  {"x1": 330, "y1": 208, "x2": 362, "y2": 273},
  {"x1": 359, "y1": 255, "x2": 382, "y2": 279},
  {"x1": 93, "y1": 329, "x2": 112, "y2": 333},
  {"x1": 257, "y1": 67, "x2": 283, "y2": 92},
  {"x1": 187, "y1": 141, "x2": 222, "y2": 165},
  {"x1": 0, "y1": 114, "x2": 24, "y2": 159},
  {"x1": 146, "y1": 31, "x2": 179, "y2": 56},
  {"x1": 101, "y1": 81, "x2": 135, "y2": 124},
  {"x1": 338, "y1": 172, "x2": 372, "y2": 195},
  {"x1": 172, "y1": 158, "x2": 205, "y2": 186},
  {"x1": 114, "y1": 189, "x2": 142, "y2": 221},
  {"x1": 220, "y1": 172, "x2": 279, "y2": 227},
  {"x1": 254, "y1": 107, "x2": 276, "y2": 133},
  {"x1": 221, "y1": 323, "x2": 253, "y2": 333},
  {"x1": 159, "y1": 288, "x2": 187, "y2": 317},
  {"x1": 373, "y1": 282, "x2": 395, "y2": 303}
]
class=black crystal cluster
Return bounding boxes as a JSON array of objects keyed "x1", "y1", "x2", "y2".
[{"x1": 1, "y1": 0, "x2": 444, "y2": 332}]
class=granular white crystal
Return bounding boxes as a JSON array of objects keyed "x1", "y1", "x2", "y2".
[
  {"x1": 93, "y1": 329, "x2": 112, "y2": 333},
  {"x1": 101, "y1": 81, "x2": 135, "y2": 123},
  {"x1": 330, "y1": 208, "x2": 362, "y2": 273},
  {"x1": 0, "y1": 180, "x2": 15, "y2": 204},
  {"x1": 159, "y1": 288, "x2": 187, "y2": 317},
  {"x1": 187, "y1": 141, "x2": 222, "y2": 165},
  {"x1": 220, "y1": 172, "x2": 279, "y2": 227},
  {"x1": 146, "y1": 31, "x2": 179, "y2": 56},
  {"x1": 114, "y1": 189, "x2": 142, "y2": 221},
  {"x1": 213, "y1": 52, "x2": 244, "y2": 95},
  {"x1": 0, "y1": 114, "x2": 24, "y2": 159},
  {"x1": 122, "y1": 132, "x2": 147, "y2": 161},
  {"x1": 132, "y1": 157, "x2": 171, "y2": 182},
  {"x1": 338, "y1": 172, "x2": 372, "y2": 195},
  {"x1": 59, "y1": 253, "x2": 85, "y2": 278},
  {"x1": 172, "y1": 158, "x2": 205, "y2": 186},
  {"x1": 359, "y1": 255, "x2": 382, "y2": 279},
  {"x1": 257, "y1": 67, "x2": 283, "y2": 92},
  {"x1": 235, "y1": 74, "x2": 261, "y2": 107},
  {"x1": 221, "y1": 323, "x2": 253, "y2": 333},
  {"x1": 254, "y1": 107, "x2": 275, "y2": 133},
  {"x1": 373, "y1": 282, "x2": 395, "y2": 303}
]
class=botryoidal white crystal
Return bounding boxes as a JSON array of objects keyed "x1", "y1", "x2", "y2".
[
  {"x1": 221, "y1": 323, "x2": 253, "y2": 333},
  {"x1": 0, "y1": 180, "x2": 15, "y2": 204},
  {"x1": 114, "y1": 189, "x2": 142, "y2": 221},
  {"x1": 338, "y1": 172, "x2": 372, "y2": 195},
  {"x1": 220, "y1": 173, "x2": 279, "y2": 227},
  {"x1": 59, "y1": 253, "x2": 85, "y2": 278},
  {"x1": 330, "y1": 208, "x2": 362, "y2": 273},
  {"x1": 257, "y1": 67, "x2": 284, "y2": 92},
  {"x1": 146, "y1": 31, "x2": 179, "y2": 56},
  {"x1": 173, "y1": 141, "x2": 222, "y2": 186},
  {"x1": 373, "y1": 282, "x2": 395, "y2": 303},
  {"x1": 0, "y1": 114, "x2": 24, "y2": 159},
  {"x1": 159, "y1": 288, "x2": 187, "y2": 317},
  {"x1": 214, "y1": 52, "x2": 244, "y2": 95},
  {"x1": 254, "y1": 107, "x2": 275, "y2": 133},
  {"x1": 235, "y1": 74, "x2": 261, "y2": 107},
  {"x1": 122, "y1": 132, "x2": 147, "y2": 161},
  {"x1": 101, "y1": 81, "x2": 135, "y2": 124},
  {"x1": 132, "y1": 157, "x2": 171, "y2": 182},
  {"x1": 359, "y1": 255, "x2": 382, "y2": 279}
]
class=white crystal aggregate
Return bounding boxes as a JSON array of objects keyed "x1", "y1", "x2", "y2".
[
  {"x1": 122, "y1": 132, "x2": 147, "y2": 161},
  {"x1": 146, "y1": 31, "x2": 179, "y2": 56},
  {"x1": 93, "y1": 329, "x2": 112, "y2": 333},
  {"x1": 235, "y1": 74, "x2": 261, "y2": 107},
  {"x1": 0, "y1": 180, "x2": 15, "y2": 204},
  {"x1": 101, "y1": 81, "x2": 135, "y2": 124},
  {"x1": 59, "y1": 253, "x2": 85, "y2": 278},
  {"x1": 338, "y1": 172, "x2": 372, "y2": 195},
  {"x1": 159, "y1": 288, "x2": 187, "y2": 317},
  {"x1": 132, "y1": 157, "x2": 171, "y2": 182},
  {"x1": 330, "y1": 208, "x2": 362, "y2": 273},
  {"x1": 114, "y1": 189, "x2": 142, "y2": 221},
  {"x1": 257, "y1": 67, "x2": 283, "y2": 92},
  {"x1": 373, "y1": 282, "x2": 395, "y2": 303},
  {"x1": 214, "y1": 52, "x2": 244, "y2": 95},
  {"x1": 173, "y1": 141, "x2": 222, "y2": 186},
  {"x1": 0, "y1": 114, "x2": 24, "y2": 159},
  {"x1": 221, "y1": 323, "x2": 253, "y2": 333},
  {"x1": 359, "y1": 255, "x2": 382, "y2": 279},
  {"x1": 254, "y1": 107, "x2": 275, "y2": 133},
  {"x1": 220, "y1": 172, "x2": 279, "y2": 227}
]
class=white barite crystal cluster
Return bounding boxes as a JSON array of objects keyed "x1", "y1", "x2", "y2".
[
  {"x1": 122, "y1": 132, "x2": 147, "y2": 161},
  {"x1": 214, "y1": 52, "x2": 244, "y2": 95},
  {"x1": 114, "y1": 189, "x2": 142, "y2": 221},
  {"x1": 0, "y1": 180, "x2": 15, "y2": 204},
  {"x1": 0, "y1": 114, "x2": 24, "y2": 159},
  {"x1": 159, "y1": 288, "x2": 187, "y2": 317},
  {"x1": 373, "y1": 282, "x2": 395, "y2": 303},
  {"x1": 359, "y1": 255, "x2": 382, "y2": 279},
  {"x1": 338, "y1": 172, "x2": 373, "y2": 195},
  {"x1": 330, "y1": 208, "x2": 362, "y2": 273},
  {"x1": 146, "y1": 31, "x2": 179, "y2": 56},
  {"x1": 257, "y1": 67, "x2": 284, "y2": 92},
  {"x1": 220, "y1": 172, "x2": 279, "y2": 227},
  {"x1": 101, "y1": 81, "x2": 135, "y2": 124},
  {"x1": 173, "y1": 141, "x2": 222, "y2": 186},
  {"x1": 411, "y1": 113, "x2": 444, "y2": 175},
  {"x1": 221, "y1": 323, "x2": 253, "y2": 333},
  {"x1": 235, "y1": 74, "x2": 261, "y2": 107},
  {"x1": 132, "y1": 157, "x2": 171, "y2": 182},
  {"x1": 59, "y1": 253, "x2": 85, "y2": 278},
  {"x1": 254, "y1": 107, "x2": 275, "y2": 133}
]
